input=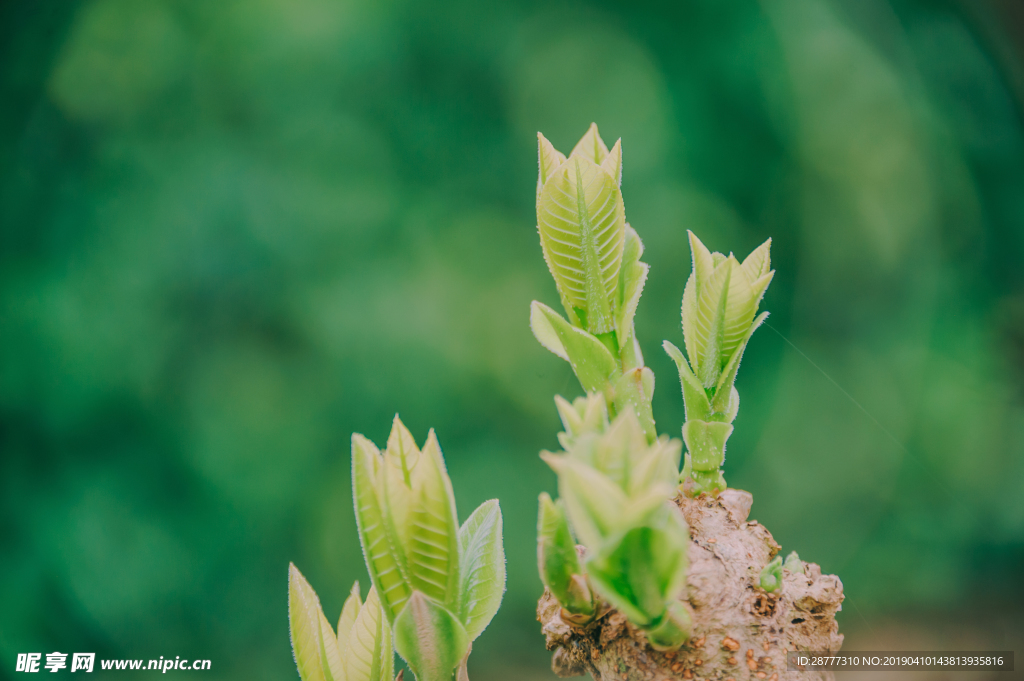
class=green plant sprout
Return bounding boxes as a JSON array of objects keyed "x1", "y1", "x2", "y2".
[
  {"x1": 759, "y1": 555, "x2": 783, "y2": 593},
  {"x1": 531, "y1": 124, "x2": 656, "y2": 442},
  {"x1": 539, "y1": 394, "x2": 692, "y2": 649},
  {"x1": 530, "y1": 126, "x2": 693, "y2": 648},
  {"x1": 352, "y1": 417, "x2": 506, "y2": 681},
  {"x1": 664, "y1": 232, "x2": 773, "y2": 496},
  {"x1": 289, "y1": 565, "x2": 395, "y2": 681}
]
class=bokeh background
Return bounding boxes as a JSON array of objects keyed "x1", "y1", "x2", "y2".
[{"x1": 2, "y1": 0, "x2": 1023, "y2": 679}]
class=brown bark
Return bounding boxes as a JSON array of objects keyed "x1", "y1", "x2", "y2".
[{"x1": 538, "y1": 490, "x2": 844, "y2": 680}]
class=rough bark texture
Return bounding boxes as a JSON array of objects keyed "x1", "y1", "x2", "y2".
[{"x1": 538, "y1": 490, "x2": 844, "y2": 681}]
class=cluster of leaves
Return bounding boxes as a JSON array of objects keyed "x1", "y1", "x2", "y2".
[
  {"x1": 538, "y1": 394, "x2": 692, "y2": 649},
  {"x1": 351, "y1": 418, "x2": 506, "y2": 681},
  {"x1": 290, "y1": 418, "x2": 505, "y2": 681},
  {"x1": 530, "y1": 126, "x2": 777, "y2": 647},
  {"x1": 289, "y1": 568, "x2": 394, "y2": 681}
]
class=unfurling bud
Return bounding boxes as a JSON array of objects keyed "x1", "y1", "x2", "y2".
[
  {"x1": 531, "y1": 125, "x2": 656, "y2": 441},
  {"x1": 289, "y1": 565, "x2": 394, "y2": 681},
  {"x1": 540, "y1": 397, "x2": 691, "y2": 648},
  {"x1": 664, "y1": 232, "x2": 774, "y2": 496},
  {"x1": 759, "y1": 555, "x2": 783, "y2": 593},
  {"x1": 352, "y1": 418, "x2": 506, "y2": 681},
  {"x1": 537, "y1": 124, "x2": 625, "y2": 336}
]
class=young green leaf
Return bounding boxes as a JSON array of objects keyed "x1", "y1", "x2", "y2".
[
  {"x1": 337, "y1": 582, "x2": 361, "y2": 663},
  {"x1": 543, "y1": 453, "x2": 627, "y2": 549},
  {"x1": 348, "y1": 587, "x2": 393, "y2": 681},
  {"x1": 615, "y1": 226, "x2": 648, "y2": 351},
  {"x1": 403, "y1": 431, "x2": 460, "y2": 611},
  {"x1": 554, "y1": 393, "x2": 608, "y2": 450},
  {"x1": 534, "y1": 302, "x2": 617, "y2": 392},
  {"x1": 694, "y1": 258, "x2": 732, "y2": 386},
  {"x1": 711, "y1": 310, "x2": 769, "y2": 414},
  {"x1": 393, "y1": 592, "x2": 469, "y2": 681},
  {"x1": 662, "y1": 340, "x2": 711, "y2": 422},
  {"x1": 529, "y1": 300, "x2": 569, "y2": 361},
  {"x1": 458, "y1": 499, "x2": 506, "y2": 641},
  {"x1": 352, "y1": 434, "x2": 412, "y2": 623},
  {"x1": 537, "y1": 154, "x2": 625, "y2": 334},
  {"x1": 740, "y1": 237, "x2": 772, "y2": 281},
  {"x1": 318, "y1": 609, "x2": 346, "y2": 681},
  {"x1": 537, "y1": 493, "x2": 593, "y2": 617},
  {"x1": 289, "y1": 563, "x2": 328, "y2": 681}
]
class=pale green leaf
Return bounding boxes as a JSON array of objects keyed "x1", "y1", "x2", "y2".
[
  {"x1": 405, "y1": 430, "x2": 460, "y2": 610},
  {"x1": 537, "y1": 156, "x2": 625, "y2": 334},
  {"x1": 352, "y1": 434, "x2": 412, "y2": 623},
  {"x1": 740, "y1": 237, "x2": 772, "y2": 281},
  {"x1": 289, "y1": 563, "x2": 328, "y2": 681},
  {"x1": 680, "y1": 273, "x2": 699, "y2": 373},
  {"x1": 600, "y1": 138, "x2": 622, "y2": 186},
  {"x1": 687, "y1": 231, "x2": 715, "y2": 292},
  {"x1": 393, "y1": 592, "x2": 469, "y2": 681},
  {"x1": 529, "y1": 300, "x2": 568, "y2": 361},
  {"x1": 712, "y1": 311, "x2": 769, "y2": 413},
  {"x1": 537, "y1": 132, "x2": 566, "y2": 195},
  {"x1": 720, "y1": 258, "x2": 758, "y2": 365},
  {"x1": 337, "y1": 582, "x2": 361, "y2": 659},
  {"x1": 318, "y1": 610, "x2": 346, "y2": 681},
  {"x1": 537, "y1": 493, "x2": 588, "y2": 611},
  {"x1": 750, "y1": 270, "x2": 774, "y2": 308},
  {"x1": 615, "y1": 226, "x2": 648, "y2": 350},
  {"x1": 458, "y1": 499, "x2": 506, "y2": 641},
  {"x1": 694, "y1": 259, "x2": 732, "y2": 386},
  {"x1": 568, "y1": 122, "x2": 609, "y2": 163},
  {"x1": 381, "y1": 417, "x2": 419, "y2": 564},
  {"x1": 348, "y1": 587, "x2": 390, "y2": 681},
  {"x1": 543, "y1": 453, "x2": 627, "y2": 549},
  {"x1": 536, "y1": 302, "x2": 617, "y2": 393},
  {"x1": 662, "y1": 340, "x2": 711, "y2": 422}
]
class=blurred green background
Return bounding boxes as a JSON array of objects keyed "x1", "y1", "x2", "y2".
[{"x1": 2, "y1": 0, "x2": 1023, "y2": 678}]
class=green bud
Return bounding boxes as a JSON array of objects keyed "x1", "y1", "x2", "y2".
[
  {"x1": 667, "y1": 232, "x2": 774, "y2": 496},
  {"x1": 353, "y1": 420, "x2": 506, "y2": 681},
  {"x1": 783, "y1": 551, "x2": 804, "y2": 575},
  {"x1": 760, "y1": 555, "x2": 783, "y2": 593},
  {"x1": 536, "y1": 124, "x2": 626, "y2": 336},
  {"x1": 352, "y1": 417, "x2": 460, "y2": 620}
]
